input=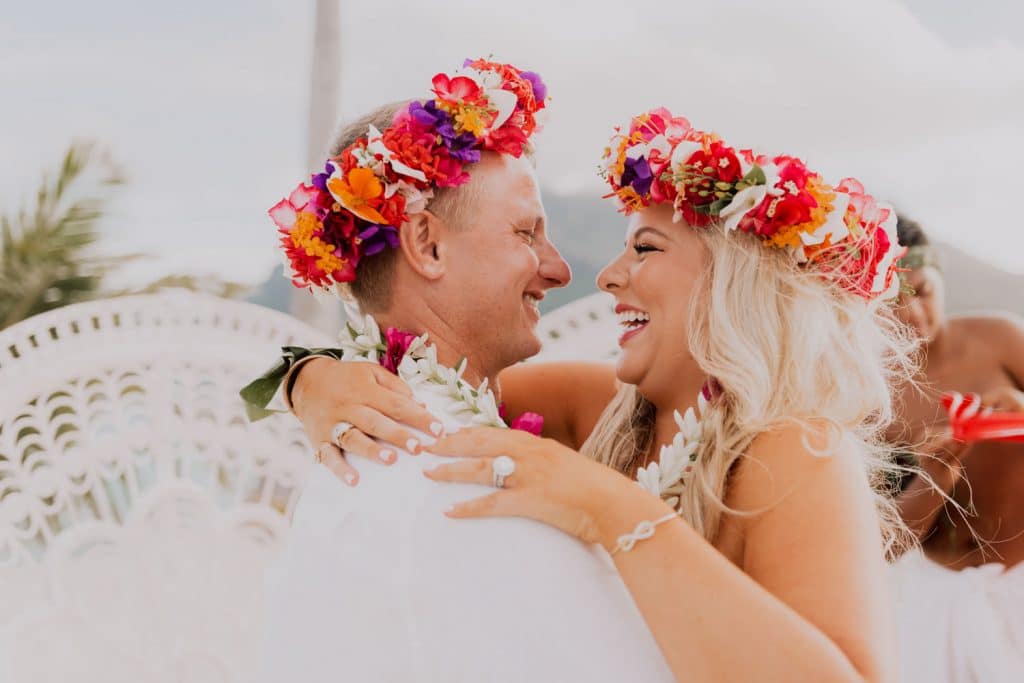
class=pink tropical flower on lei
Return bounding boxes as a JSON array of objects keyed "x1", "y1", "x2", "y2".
[
  {"x1": 509, "y1": 411, "x2": 545, "y2": 436},
  {"x1": 381, "y1": 327, "x2": 419, "y2": 374},
  {"x1": 498, "y1": 403, "x2": 545, "y2": 435}
]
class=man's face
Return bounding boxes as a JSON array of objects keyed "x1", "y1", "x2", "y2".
[
  {"x1": 895, "y1": 266, "x2": 945, "y2": 342},
  {"x1": 437, "y1": 152, "x2": 571, "y2": 371}
]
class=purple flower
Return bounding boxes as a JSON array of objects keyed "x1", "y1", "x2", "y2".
[
  {"x1": 381, "y1": 327, "x2": 418, "y2": 374},
  {"x1": 447, "y1": 132, "x2": 480, "y2": 163},
  {"x1": 359, "y1": 224, "x2": 400, "y2": 256},
  {"x1": 311, "y1": 161, "x2": 332, "y2": 192},
  {"x1": 521, "y1": 71, "x2": 547, "y2": 102},
  {"x1": 621, "y1": 156, "x2": 654, "y2": 196},
  {"x1": 409, "y1": 100, "x2": 480, "y2": 163},
  {"x1": 410, "y1": 100, "x2": 456, "y2": 140}
]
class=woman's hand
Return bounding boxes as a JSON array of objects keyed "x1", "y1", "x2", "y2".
[
  {"x1": 424, "y1": 427, "x2": 640, "y2": 549},
  {"x1": 292, "y1": 358, "x2": 444, "y2": 486}
]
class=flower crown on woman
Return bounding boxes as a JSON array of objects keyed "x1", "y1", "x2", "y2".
[
  {"x1": 601, "y1": 108, "x2": 904, "y2": 300},
  {"x1": 271, "y1": 59, "x2": 548, "y2": 293}
]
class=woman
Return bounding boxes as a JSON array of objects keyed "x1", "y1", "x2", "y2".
[{"x1": 278, "y1": 109, "x2": 915, "y2": 681}]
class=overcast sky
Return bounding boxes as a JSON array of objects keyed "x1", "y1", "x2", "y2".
[{"x1": 2, "y1": 0, "x2": 1023, "y2": 287}]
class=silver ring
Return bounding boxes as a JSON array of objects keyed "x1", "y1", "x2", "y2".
[
  {"x1": 492, "y1": 455, "x2": 515, "y2": 489},
  {"x1": 331, "y1": 421, "x2": 355, "y2": 448}
]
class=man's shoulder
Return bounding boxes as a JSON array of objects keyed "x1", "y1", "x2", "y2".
[{"x1": 949, "y1": 312, "x2": 1023, "y2": 336}]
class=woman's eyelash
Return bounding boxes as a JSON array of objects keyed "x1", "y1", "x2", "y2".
[{"x1": 633, "y1": 242, "x2": 658, "y2": 253}]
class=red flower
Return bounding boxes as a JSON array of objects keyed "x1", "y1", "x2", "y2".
[
  {"x1": 678, "y1": 200, "x2": 713, "y2": 227},
  {"x1": 678, "y1": 141, "x2": 742, "y2": 213},
  {"x1": 381, "y1": 327, "x2": 418, "y2": 374},
  {"x1": 482, "y1": 121, "x2": 530, "y2": 157}
]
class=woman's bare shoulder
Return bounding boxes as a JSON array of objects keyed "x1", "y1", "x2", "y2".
[{"x1": 727, "y1": 420, "x2": 867, "y2": 518}]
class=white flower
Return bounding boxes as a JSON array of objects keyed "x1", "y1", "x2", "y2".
[
  {"x1": 718, "y1": 162, "x2": 781, "y2": 232},
  {"x1": 636, "y1": 462, "x2": 663, "y2": 497},
  {"x1": 625, "y1": 134, "x2": 671, "y2": 163},
  {"x1": 669, "y1": 140, "x2": 703, "y2": 169}
]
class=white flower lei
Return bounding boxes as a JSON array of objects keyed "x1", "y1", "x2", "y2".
[
  {"x1": 339, "y1": 308, "x2": 706, "y2": 507},
  {"x1": 337, "y1": 310, "x2": 506, "y2": 429},
  {"x1": 634, "y1": 392, "x2": 708, "y2": 512}
]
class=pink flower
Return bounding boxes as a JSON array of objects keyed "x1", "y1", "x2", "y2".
[
  {"x1": 381, "y1": 327, "x2": 418, "y2": 374},
  {"x1": 268, "y1": 183, "x2": 318, "y2": 230},
  {"x1": 509, "y1": 411, "x2": 544, "y2": 436},
  {"x1": 431, "y1": 73, "x2": 482, "y2": 105}
]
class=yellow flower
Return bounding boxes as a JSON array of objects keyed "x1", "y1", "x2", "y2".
[{"x1": 453, "y1": 105, "x2": 488, "y2": 136}]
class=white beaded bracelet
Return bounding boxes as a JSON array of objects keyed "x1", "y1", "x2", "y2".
[{"x1": 610, "y1": 512, "x2": 679, "y2": 555}]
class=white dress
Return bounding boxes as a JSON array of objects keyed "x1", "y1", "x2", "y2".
[
  {"x1": 890, "y1": 550, "x2": 1024, "y2": 682},
  {"x1": 261, "y1": 376, "x2": 673, "y2": 682}
]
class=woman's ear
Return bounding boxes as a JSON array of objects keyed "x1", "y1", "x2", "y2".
[{"x1": 398, "y1": 210, "x2": 446, "y2": 280}]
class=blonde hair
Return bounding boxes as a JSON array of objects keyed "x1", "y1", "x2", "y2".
[{"x1": 581, "y1": 224, "x2": 919, "y2": 559}]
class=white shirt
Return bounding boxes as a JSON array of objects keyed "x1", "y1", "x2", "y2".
[{"x1": 262, "y1": 384, "x2": 673, "y2": 683}]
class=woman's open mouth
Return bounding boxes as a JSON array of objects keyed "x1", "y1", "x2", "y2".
[{"x1": 617, "y1": 308, "x2": 650, "y2": 346}]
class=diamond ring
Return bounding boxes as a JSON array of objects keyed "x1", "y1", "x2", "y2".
[
  {"x1": 492, "y1": 455, "x2": 516, "y2": 489},
  {"x1": 331, "y1": 421, "x2": 355, "y2": 448}
]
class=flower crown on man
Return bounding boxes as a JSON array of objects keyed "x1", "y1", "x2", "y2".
[
  {"x1": 270, "y1": 58, "x2": 548, "y2": 294},
  {"x1": 601, "y1": 108, "x2": 905, "y2": 300}
]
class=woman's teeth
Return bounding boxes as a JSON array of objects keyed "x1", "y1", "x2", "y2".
[
  {"x1": 617, "y1": 310, "x2": 650, "y2": 328},
  {"x1": 524, "y1": 294, "x2": 540, "y2": 313}
]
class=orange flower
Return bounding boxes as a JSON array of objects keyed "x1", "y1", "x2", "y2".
[{"x1": 327, "y1": 168, "x2": 388, "y2": 224}]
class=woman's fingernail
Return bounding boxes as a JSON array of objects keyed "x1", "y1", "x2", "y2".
[
  {"x1": 444, "y1": 504, "x2": 455, "y2": 515},
  {"x1": 430, "y1": 421, "x2": 445, "y2": 437},
  {"x1": 344, "y1": 473, "x2": 357, "y2": 486},
  {"x1": 379, "y1": 449, "x2": 395, "y2": 464},
  {"x1": 407, "y1": 438, "x2": 420, "y2": 453}
]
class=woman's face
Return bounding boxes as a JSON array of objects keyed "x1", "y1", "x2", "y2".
[
  {"x1": 895, "y1": 266, "x2": 945, "y2": 342},
  {"x1": 597, "y1": 204, "x2": 708, "y2": 397}
]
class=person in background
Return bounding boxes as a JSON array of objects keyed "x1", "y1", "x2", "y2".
[{"x1": 889, "y1": 215, "x2": 1024, "y2": 683}]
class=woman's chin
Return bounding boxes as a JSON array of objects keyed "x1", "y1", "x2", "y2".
[{"x1": 614, "y1": 355, "x2": 647, "y2": 388}]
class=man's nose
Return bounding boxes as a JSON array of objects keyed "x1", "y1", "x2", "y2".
[{"x1": 537, "y1": 240, "x2": 571, "y2": 289}]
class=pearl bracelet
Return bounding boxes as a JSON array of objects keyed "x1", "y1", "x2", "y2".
[{"x1": 610, "y1": 512, "x2": 679, "y2": 555}]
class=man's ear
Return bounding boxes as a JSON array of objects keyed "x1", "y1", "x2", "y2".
[{"x1": 398, "y1": 210, "x2": 447, "y2": 280}]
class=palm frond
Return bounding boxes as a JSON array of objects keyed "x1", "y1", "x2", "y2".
[{"x1": 0, "y1": 142, "x2": 133, "y2": 330}]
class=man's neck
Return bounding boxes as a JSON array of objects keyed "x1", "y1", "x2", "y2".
[{"x1": 375, "y1": 303, "x2": 500, "y2": 397}]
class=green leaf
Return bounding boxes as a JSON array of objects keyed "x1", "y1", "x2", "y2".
[
  {"x1": 742, "y1": 165, "x2": 766, "y2": 186},
  {"x1": 708, "y1": 197, "x2": 732, "y2": 214}
]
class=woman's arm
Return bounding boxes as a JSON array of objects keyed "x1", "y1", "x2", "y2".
[
  {"x1": 279, "y1": 357, "x2": 616, "y2": 485},
  {"x1": 596, "y1": 425, "x2": 893, "y2": 682},
  {"x1": 498, "y1": 362, "x2": 617, "y2": 448},
  {"x1": 430, "y1": 424, "x2": 895, "y2": 682}
]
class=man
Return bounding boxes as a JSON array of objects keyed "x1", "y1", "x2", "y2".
[
  {"x1": 257, "y1": 62, "x2": 673, "y2": 682},
  {"x1": 888, "y1": 215, "x2": 1024, "y2": 682}
]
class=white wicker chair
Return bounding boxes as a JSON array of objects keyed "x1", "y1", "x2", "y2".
[
  {"x1": 0, "y1": 291, "x2": 332, "y2": 683},
  {"x1": 533, "y1": 291, "x2": 619, "y2": 363},
  {"x1": 0, "y1": 290, "x2": 618, "y2": 682}
]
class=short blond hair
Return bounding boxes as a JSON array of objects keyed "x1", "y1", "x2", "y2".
[{"x1": 327, "y1": 102, "x2": 479, "y2": 312}]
